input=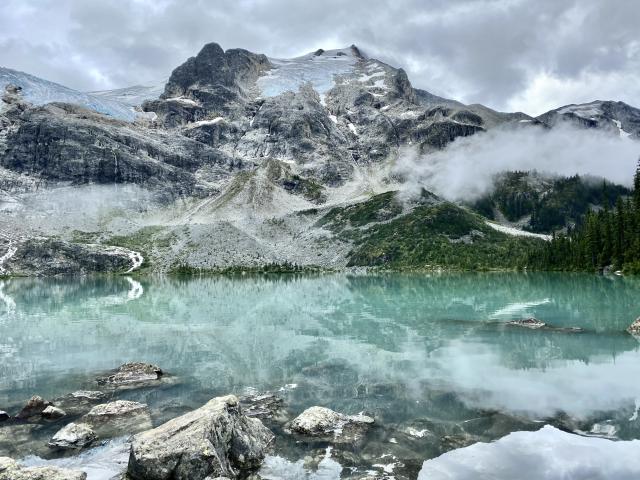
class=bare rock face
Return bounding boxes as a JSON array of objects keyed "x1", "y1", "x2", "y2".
[
  {"x1": 4, "y1": 239, "x2": 139, "y2": 277},
  {"x1": 627, "y1": 317, "x2": 640, "y2": 336},
  {"x1": 15, "y1": 396, "x2": 52, "y2": 419},
  {"x1": 97, "y1": 362, "x2": 163, "y2": 387},
  {"x1": 48, "y1": 422, "x2": 97, "y2": 450},
  {"x1": 0, "y1": 457, "x2": 86, "y2": 480},
  {"x1": 288, "y1": 406, "x2": 374, "y2": 444},
  {"x1": 127, "y1": 395, "x2": 274, "y2": 480}
]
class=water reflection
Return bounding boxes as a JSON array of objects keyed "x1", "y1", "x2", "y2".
[{"x1": 0, "y1": 273, "x2": 639, "y2": 424}]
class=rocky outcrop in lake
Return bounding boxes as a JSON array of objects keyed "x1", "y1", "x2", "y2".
[{"x1": 127, "y1": 395, "x2": 274, "y2": 480}]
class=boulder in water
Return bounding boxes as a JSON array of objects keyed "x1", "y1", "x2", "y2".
[
  {"x1": 0, "y1": 411, "x2": 8, "y2": 422},
  {"x1": 288, "y1": 406, "x2": 374, "y2": 443},
  {"x1": 48, "y1": 422, "x2": 97, "y2": 450},
  {"x1": 0, "y1": 456, "x2": 87, "y2": 480},
  {"x1": 127, "y1": 395, "x2": 274, "y2": 480},
  {"x1": 507, "y1": 317, "x2": 546, "y2": 329},
  {"x1": 41, "y1": 406, "x2": 66, "y2": 420},
  {"x1": 15, "y1": 396, "x2": 52, "y2": 419},
  {"x1": 240, "y1": 391, "x2": 287, "y2": 421},
  {"x1": 97, "y1": 362, "x2": 163, "y2": 387},
  {"x1": 82, "y1": 400, "x2": 152, "y2": 437},
  {"x1": 626, "y1": 317, "x2": 640, "y2": 336}
]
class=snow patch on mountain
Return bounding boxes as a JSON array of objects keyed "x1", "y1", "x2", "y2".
[
  {"x1": 557, "y1": 102, "x2": 603, "y2": 119},
  {"x1": 89, "y1": 80, "x2": 165, "y2": 107},
  {"x1": 257, "y1": 48, "x2": 358, "y2": 100},
  {"x1": 0, "y1": 67, "x2": 137, "y2": 121}
]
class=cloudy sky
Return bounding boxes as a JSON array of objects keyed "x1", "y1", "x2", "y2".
[{"x1": 1, "y1": 0, "x2": 638, "y2": 116}]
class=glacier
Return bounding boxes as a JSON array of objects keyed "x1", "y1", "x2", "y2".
[{"x1": 0, "y1": 67, "x2": 139, "y2": 121}]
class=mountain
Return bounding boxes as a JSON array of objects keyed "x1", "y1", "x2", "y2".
[
  {"x1": 89, "y1": 81, "x2": 166, "y2": 108},
  {"x1": 0, "y1": 67, "x2": 140, "y2": 121},
  {"x1": 470, "y1": 171, "x2": 631, "y2": 233},
  {"x1": 537, "y1": 100, "x2": 640, "y2": 138},
  {"x1": 0, "y1": 42, "x2": 635, "y2": 276}
]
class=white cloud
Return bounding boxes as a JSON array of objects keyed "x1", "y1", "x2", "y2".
[
  {"x1": 0, "y1": 0, "x2": 638, "y2": 114},
  {"x1": 394, "y1": 124, "x2": 640, "y2": 202}
]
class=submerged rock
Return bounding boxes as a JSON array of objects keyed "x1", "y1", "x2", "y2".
[
  {"x1": 127, "y1": 395, "x2": 274, "y2": 480},
  {"x1": 85, "y1": 400, "x2": 148, "y2": 421},
  {"x1": 288, "y1": 406, "x2": 374, "y2": 443},
  {"x1": 48, "y1": 422, "x2": 97, "y2": 450},
  {"x1": 0, "y1": 456, "x2": 87, "y2": 480},
  {"x1": 239, "y1": 391, "x2": 287, "y2": 421},
  {"x1": 626, "y1": 317, "x2": 640, "y2": 336},
  {"x1": 83, "y1": 400, "x2": 152, "y2": 437},
  {"x1": 71, "y1": 391, "x2": 106, "y2": 401},
  {"x1": 97, "y1": 362, "x2": 163, "y2": 387},
  {"x1": 41, "y1": 406, "x2": 66, "y2": 420},
  {"x1": 52, "y1": 390, "x2": 107, "y2": 417},
  {"x1": 16, "y1": 396, "x2": 52, "y2": 419},
  {"x1": 507, "y1": 317, "x2": 546, "y2": 329}
]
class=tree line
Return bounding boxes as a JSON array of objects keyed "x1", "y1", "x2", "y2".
[{"x1": 528, "y1": 160, "x2": 640, "y2": 273}]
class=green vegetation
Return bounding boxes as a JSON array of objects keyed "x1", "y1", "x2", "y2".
[
  {"x1": 528, "y1": 161, "x2": 640, "y2": 273},
  {"x1": 104, "y1": 225, "x2": 177, "y2": 270},
  {"x1": 317, "y1": 191, "x2": 542, "y2": 270},
  {"x1": 169, "y1": 262, "x2": 321, "y2": 275},
  {"x1": 316, "y1": 191, "x2": 402, "y2": 231},
  {"x1": 70, "y1": 230, "x2": 102, "y2": 243},
  {"x1": 472, "y1": 171, "x2": 629, "y2": 233}
]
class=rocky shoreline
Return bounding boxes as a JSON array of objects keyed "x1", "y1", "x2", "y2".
[{"x1": 2, "y1": 356, "x2": 640, "y2": 480}]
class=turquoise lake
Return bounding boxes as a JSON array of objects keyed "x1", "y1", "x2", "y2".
[{"x1": 1, "y1": 272, "x2": 640, "y2": 477}]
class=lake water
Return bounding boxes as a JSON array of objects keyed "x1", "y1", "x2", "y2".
[{"x1": 1, "y1": 272, "x2": 640, "y2": 478}]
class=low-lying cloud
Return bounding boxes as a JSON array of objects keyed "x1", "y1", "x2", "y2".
[{"x1": 395, "y1": 124, "x2": 640, "y2": 202}]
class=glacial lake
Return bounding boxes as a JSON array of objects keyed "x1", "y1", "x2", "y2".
[{"x1": 1, "y1": 272, "x2": 640, "y2": 478}]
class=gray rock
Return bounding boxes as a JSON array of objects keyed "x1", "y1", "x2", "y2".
[
  {"x1": 83, "y1": 400, "x2": 152, "y2": 437},
  {"x1": 70, "y1": 390, "x2": 106, "y2": 401},
  {"x1": 627, "y1": 317, "x2": 640, "y2": 336},
  {"x1": 15, "y1": 396, "x2": 52, "y2": 419},
  {"x1": 48, "y1": 422, "x2": 97, "y2": 450},
  {"x1": 127, "y1": 395, "x2": 274, "y2": 480},
  {"x1": 239, "y1": 391, "x2": 286, "y2": 421},
  {"x1": 51, "y1": 390, "x2": 107, "y2": 417},
  {"x1": 0, "y1": 457, "x2": 86, "y2": 480},
  {"x1": 85, "y1": 400, "x2": 148, "y2": 420},
  {"x1": 507, "y1": 317, "x2": 546, "y2": 329},
  {"x1": 4, "y1": 239, "x2": 139, "y2": 277},
  {"x1": 289, "y1": 406, "x2": 374, "y2": 443},
  {"x1": 97, "y1": 362, "x2": 163, "y2": 387},
  {"x1": 41, "y1": 406, "x2": 66, "y2": 420}
]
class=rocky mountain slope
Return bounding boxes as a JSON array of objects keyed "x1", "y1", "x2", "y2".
[{"x1": 0, "y1": 42, "x2": 637, "y2": 275}]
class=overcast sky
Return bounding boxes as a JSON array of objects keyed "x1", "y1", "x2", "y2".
[{"x1": 1, "y1": 0, "x2": 638, "y2": 116}]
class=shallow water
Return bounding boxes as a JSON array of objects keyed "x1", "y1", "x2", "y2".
[{"x1": 1, "y1": 272, "x2": 640, "y2": 476}]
